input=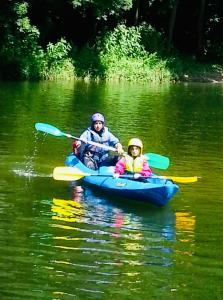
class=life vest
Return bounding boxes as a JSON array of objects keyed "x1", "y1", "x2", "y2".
[
  {"x1": 87, "y1": 128, "x2": 109, "y2": 145},
  {"x1": 125, "y1": 155, "x2": 145, "y2": 173},
  {"x1": 79, "y1": 127, "x2": 113, "y2": 162}
]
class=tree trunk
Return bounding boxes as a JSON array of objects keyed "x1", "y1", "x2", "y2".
[
  {"x1": 197, "y1": 0, "x2": 206, "y2": 57},
  {"x1": 167, "y1": 0, "x2": 179, "y2": 52},
  {"x1": 134, "y1": 0, "x2": 140, "y2": 25}
]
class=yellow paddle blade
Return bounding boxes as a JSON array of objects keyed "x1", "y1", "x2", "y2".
[
  {"x1": 53, "y1": 167, "x2": 91, "y2": 181},
  {"x1": 163, "y1": 176, "x2": 199, "y2": 183}
]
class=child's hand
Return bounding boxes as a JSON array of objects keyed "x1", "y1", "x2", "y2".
[{"x1": 133, "y1": 173, "x2": 141, "y2": 179}]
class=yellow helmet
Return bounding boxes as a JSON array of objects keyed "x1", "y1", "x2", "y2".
[{"x1": 128, "y1": 138, "x2": 143, "y2": 154}]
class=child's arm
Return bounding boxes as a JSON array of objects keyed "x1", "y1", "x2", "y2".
[
  {"x1": 114, "y1": 157, "x2": 126, "y2": 175},
  {"x1": 140, "y1": 160, "x2": 152, "y2": 177}
]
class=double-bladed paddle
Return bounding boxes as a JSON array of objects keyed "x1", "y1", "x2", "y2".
[
  {"x1": 53, "y1": 166, "x2": 199, "y2": 184},
  {"x1": 35, "y1": 122, "x2": 170, "y2": 169}
]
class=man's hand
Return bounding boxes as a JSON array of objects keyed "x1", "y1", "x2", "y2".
[
  {"x1": 116, "y1": 143, "x2": 124, "y2": 155},
  {"x1": 85, "y1": 151, "x2": 93, "y2": 157}
]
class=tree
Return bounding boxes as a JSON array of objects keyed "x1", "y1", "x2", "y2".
[
  {"x1": 197, "y1": 0, "x2": 206, "y2": 57},
  {"x1": 167, "y1": 0, "x2": 179, "y2": 52}
]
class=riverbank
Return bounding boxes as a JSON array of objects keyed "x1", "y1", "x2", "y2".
[{"x1": 177, "y1": 63, "x2": 223, "y2": 83}]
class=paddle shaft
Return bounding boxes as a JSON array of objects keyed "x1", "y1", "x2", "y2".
[
  {"x1": 82, "y1": 174, "x2": 198, "y2": 183},
  {"x1": 58, "y1": 132, "x2": 118, "y2": 151}
]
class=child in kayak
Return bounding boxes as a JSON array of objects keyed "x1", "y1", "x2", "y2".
[{"x1": 113, "y1": 138, "x2": 152, "y2": 179}]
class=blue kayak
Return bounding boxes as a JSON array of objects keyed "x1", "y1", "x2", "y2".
[{"x1": 65, "y1": 153, "x2": 179, "y2": 207}]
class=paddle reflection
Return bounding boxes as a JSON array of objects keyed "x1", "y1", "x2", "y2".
[
  {"x1": 175, "y1": 211, "x2": 196, "y2": 256},
  {"x1": 48, "y1": 188, "x2": 198, "y2": 297},
  {"x1": 51, "y1": 198, "x2": 85, "y2": 224}
]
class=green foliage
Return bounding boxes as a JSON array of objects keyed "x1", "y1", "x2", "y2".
[
  {"x1": 99, "y1": 53, "x2": 171, "y2": 82},
  {"x1": 0, "y1": 1, "x2": 42, "y2": 79},
  {"x1": 15, "y1": 1, "x2": 28, "y2": 16},
  {"x1": 70, "y1": 24, "x2": 172, "y2": 82},
  {"x1": 0, "y1": 1, "x2": 221, "y2": 82},
  {"x1": 98, "y1": 24, "x2": 147, "y2": 58},
  {"x1": 139, "y1": 23, "x2": 166, "y2": 56},
  {"x1": 97, "y1": 24, "x2": 171, "y2": 81},
  {"x1": 42, "y1": 39, "x2": 75, "y2": 80},
  {"x1": 72, "y1": 45, "x2": 103, "y2": 80},
  {"x1": 70, "y1": 0, "x2": 133, "y2": 19},
  {"x1": 0, "y1": 2, "x2": 75, "y2": 80}
]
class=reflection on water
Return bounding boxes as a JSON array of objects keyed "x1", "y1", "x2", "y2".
[
  {"x1": 52, "y1": 197, "x2": 85, "y2": 224},
  {"x1": 51, "y1": 187, "x2": 175, "y2": 256},
  {"x1": 48, "y1": 188, "x2": 176, "y2": 296},
  {"x1": 45, "y1": 186, "x2": 197, "y2": 297},
  {"x1": 176, "y1": 212, "x2": 195, "y2": 233},
  {"x1": 0, "y1": 81, "x2": 222, "y2": 299},
  {"x1": 175, "y1": 211, "x2": 196, "y2": 257}
]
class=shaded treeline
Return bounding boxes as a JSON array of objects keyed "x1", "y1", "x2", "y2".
[{"x1": 0, "y1": 0, "x2": 222, "y2": 81}]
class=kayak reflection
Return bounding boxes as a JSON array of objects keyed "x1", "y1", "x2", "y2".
[
  {"x1": 51, "y1": 186, "x2": 176, "y2": 263},
  {"x1": 48, "y1": 187, "x2": 196, "y2": 297}
]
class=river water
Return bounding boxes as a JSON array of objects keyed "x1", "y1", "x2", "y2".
[{"x1": 0, "y1": 80, "x2": 222, "y2": 299}]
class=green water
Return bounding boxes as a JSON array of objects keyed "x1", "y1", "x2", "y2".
[{"x1": 0, "y1": 80, "x2": 222, "y2": 299}]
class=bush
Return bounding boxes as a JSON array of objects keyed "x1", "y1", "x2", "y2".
[
  {"x1": 0, "y1": 2, "x2": 75, "y2": 80},
  {"x1": 97, "y1": 24, "x2": 171, "y2": 81},
  {"x1": 41, "y1": 39, "x2": 76, "y2": 80}
]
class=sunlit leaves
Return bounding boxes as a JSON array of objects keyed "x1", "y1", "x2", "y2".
[{"x1": 70, "y1": 0, "x2": 133, "y2": 19}]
